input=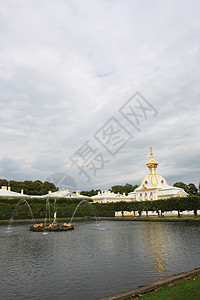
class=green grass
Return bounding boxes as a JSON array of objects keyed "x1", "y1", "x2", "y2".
[{"x1": 136, "y1": 273, "x2": 200, "y2": 300}]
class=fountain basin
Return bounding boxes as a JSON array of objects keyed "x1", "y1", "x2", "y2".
[{"x1": 30, "y1": 223, "x2": 74, "y2": 232}]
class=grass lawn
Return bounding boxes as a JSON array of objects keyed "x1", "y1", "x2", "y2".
[{"x1": 135, "y1": 273, "x2": 200, "y2": 300}]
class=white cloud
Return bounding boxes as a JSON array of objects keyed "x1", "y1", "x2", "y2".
[{"x1": 0, "y1": 0, "x2": 200, "y2": 190}]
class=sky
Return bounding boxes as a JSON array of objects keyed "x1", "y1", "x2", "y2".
[{"x1": 0, "y1": 0, "x2": 200, "y2": 191}]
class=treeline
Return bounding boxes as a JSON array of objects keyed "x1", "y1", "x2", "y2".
[
  {"x1": 1, "y1": 179, "x2": 199, "y2": 197},
  {"x1": 80, "y1": 183, "x2": 139, "y2": 196},
  {"x1": 173, "y1": 182, "x2": 199, "y2": 195},
  {"x1": 110, "y1": 183, "x2": 139, "y2": 195},
  {"x1": 0, "y1": 179, "x2": 57, "y2": 195},
  {"x1": 107, "y1": 196, "x2": 200, "y2": 216},
  {"x1": 0, "y1": 197, "x2": 112, "y2": 220},
  {"x1": 80, "y1": 189, "x2": 101, "y2": 197},
  {"x1": 1, "y1": 196, "x2": 200, "y2": 220}
]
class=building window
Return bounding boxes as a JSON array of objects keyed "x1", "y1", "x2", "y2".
[
  {"x1": 145, "y1": 192, "x2": 147, "y2": 196},
  {"x1": 140, "y1": 193, "x2": 142, "y2": 197}
]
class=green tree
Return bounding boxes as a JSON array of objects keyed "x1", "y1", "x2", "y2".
[
  {"x1": 80, "y1": 189, "x2": 101, "y2": 197},
  {"x1": 0, "y1": 179, "x2": 8, "y2": 187},
  {"x1": 173, "y1": 182, "x2": 199, "y2": 195},
  {"x1": 173, "y1": 182, "x2": 190, "y2": 194},
  {"x1": 188, "y1": 183, "x2": 198, "y2": 195},
  {"x1": 111, "y1": 183, "x2": 138, "y2": 195},
  {"x1": 0, "y1": 178, "x2": 57, "y2": 195}
]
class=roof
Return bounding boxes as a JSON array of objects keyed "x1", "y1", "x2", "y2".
[
  {"x1": 0, "y1": 189, "x2": 28, "y2": 197},
  {"x1": 136, "y1": 174, "x2": 170, "y2": 190},
  {"x1": 37, "y1": 190, "x2": 89, "y2": 199},
  {"x1": 158, "y1": 187, "x2": 188, "y2": 197},
  {"x1": 91, "y1": 191, "x2": 127, "y2": 199}
]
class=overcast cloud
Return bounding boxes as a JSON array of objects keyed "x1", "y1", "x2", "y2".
[{"x1": 0, "y1": 0, "x2": 200, "y2": 191}]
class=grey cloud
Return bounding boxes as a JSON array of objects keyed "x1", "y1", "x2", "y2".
[{"x1": 0, "y1": 0, "x2": 200, "y2": 189}]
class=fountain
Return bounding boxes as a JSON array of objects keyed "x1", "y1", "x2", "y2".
[
  {"x1": 30, "y1": 221, "x2": 74, "y2": 232},
  {"x1": 9, "y1": 198, "x2": 35, "y2": 224},
  {"x1": 54, "y1": 199, "x2": 57, "y2": 217},
  {"x1": 6, "y1": 198, "x2": 96, "y2": 232},
  {"x1": 44, "y1": 198, "x2": 50, "y2": 227},
  {"x1": 30, "y1": 199, "x2": 74, "y2": 232},
  {"x1": 31, "y1": 199, "x2": 97, "y2": 231},
  {"x1": 70, "y1": 199, "x2": 98, "y2": 224},
  {"x1": 6, "y1": 199, "x2": 35, "y2": 233}
]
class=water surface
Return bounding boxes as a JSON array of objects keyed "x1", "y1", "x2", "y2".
[{"x1": 0, "y1": 221, "x2": 200, "y2": 299}]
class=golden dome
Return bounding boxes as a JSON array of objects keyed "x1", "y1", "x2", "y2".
[{"x1": 146, "y1": 147, "x2": 158, "y2": 170}]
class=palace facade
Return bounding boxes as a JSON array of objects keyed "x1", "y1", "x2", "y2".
[
  {"x1": 128, "y1": 147, "x2": 188, "y2": 201},
  {"x1": 92, "y1": 148, "x2": 187, "y2": 204}
]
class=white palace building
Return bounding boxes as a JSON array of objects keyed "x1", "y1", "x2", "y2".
[
  {"x1": 92, "y1": 147, "x2": 190, "y2": 216},
  {"x1": 128, "y1": 147, "x2": 188, "y2": 201},
  {"x1": 92, "y1": 147, "x2": 187, "y2": 204}
]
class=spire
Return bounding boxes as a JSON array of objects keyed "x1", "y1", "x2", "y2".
[{"x1": 146, "y1": 147, "x2": 158, "y2": 174}]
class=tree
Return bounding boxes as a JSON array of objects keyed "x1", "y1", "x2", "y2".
[
  {"x1": 173, "y1": 182, "x2": 190, "y2": 194},
  {"x1": 0, "y1": 179, "x2": 8, "y2": 187},
  {"x1": 111, "y1": 183, "x2": 138, "y2": 195},
  {"x1": 0, "y1": 178, "x2": 57, "y2": 195},
  {"x1": 184, "y1": 196, "x2": 200, "y2": 215},
  {"x1": 188, "y1": 183, "x2": 198, "y2": 195},
  {"x1": 80, "y1": 189, "x2": 101, "y2": 197},
  {"x1": 173, "y1": 182, "x2": 199, "y2": 195}
]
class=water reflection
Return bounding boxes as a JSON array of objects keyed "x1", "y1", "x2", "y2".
[{"x1": 143, "y1": 223, "x2": 167, "y2": 278}]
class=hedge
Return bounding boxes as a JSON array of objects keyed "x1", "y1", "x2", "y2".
[{"x1": 0, "y1": 196, "x2": 200, "y2": 220}]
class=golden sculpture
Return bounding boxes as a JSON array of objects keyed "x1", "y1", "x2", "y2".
[{"x1": 149, "y1": 146, "x2": 153, "y2": 156}]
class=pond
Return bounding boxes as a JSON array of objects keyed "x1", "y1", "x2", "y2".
[{"x1": 0, "y1": 221, "x2": 200, "y2": 300}]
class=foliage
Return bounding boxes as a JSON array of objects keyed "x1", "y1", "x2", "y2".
[
  {"x1": 96, "y1": 196, "x2": 200, "y2": 216},
  {"x1": 0, "y1": 197, "x2": 114, "y2": 220},
  {"x1": 173, "y1": 182, "x2": 199, "y2": 195},
  {"x1": 80, "y1": 183, "x2": 138, "y2": 197},
  {"x1": 110, "y1": 183, "x2": 138, "y2": 195},
  {"x1": 188, "y1": 183, "x2": 199, "y2": 195},
  {"x1": 80, "y1": 189, "x2": 101, "y2": 197},
  {"x1": 0, "y1": 196, "x2": 200, "y2": 220},
  {"x1": 0, "y1": 203, "x2": 12, "y2": 219},
  {"x1": 0, "y1": 178, "x2": 57, "y2": 195}
]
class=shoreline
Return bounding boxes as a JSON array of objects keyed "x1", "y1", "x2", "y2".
[
  {"x1": 1, "y1": 216, "x2": 200, "y2": 225},
  {"x1": 97, "y1": 267, "x2": 200, "y2": 300},
  {"x1": 101, "y1": 217, "x2": 200, "y2": 222},
  {"x1": 0, "y1": 217, "x2": 94, "y2": 225}
]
